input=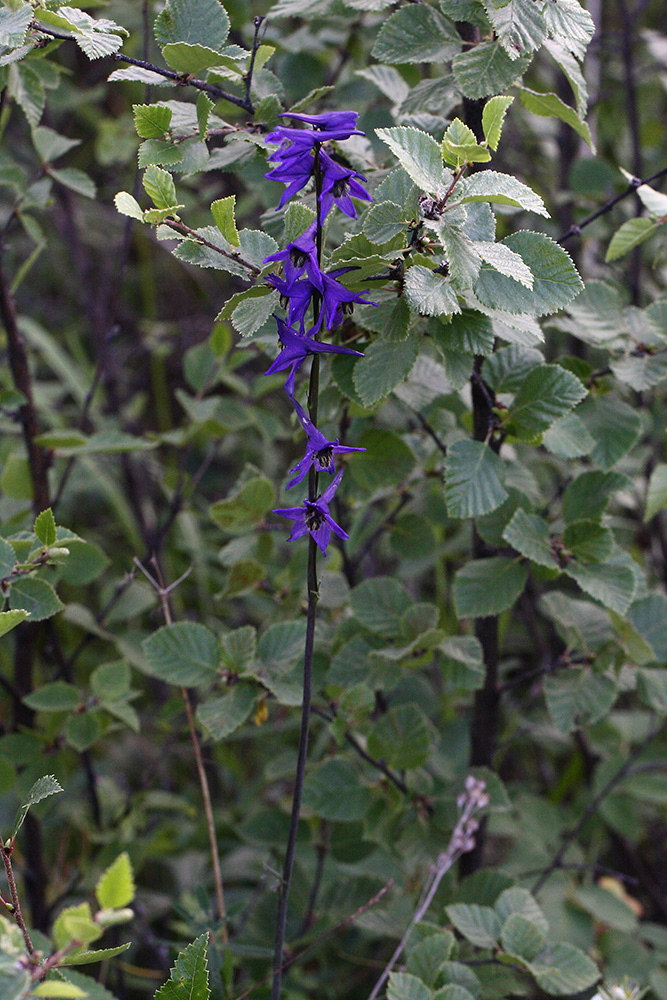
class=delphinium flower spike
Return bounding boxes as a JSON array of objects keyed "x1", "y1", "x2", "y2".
[
  {"x1": 319, "y1": 150, "x2": 372, "y2": 219},
  {"x1": 273, "y1": 468, "x2": 349, "y2": 556},
  {"x1": 287, "y1": 399, "x2": 365, "y2": 488}
]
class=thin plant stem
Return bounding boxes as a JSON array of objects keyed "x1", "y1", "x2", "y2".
[
  {"x1": 134, "y1": 559, "x2": 228, "y2": 940},
  {"x1": 0, "y1": 845, "x2": 36, "y2": 956},
  {"x1": 271, "y1": 142, "x2": 326, "y2": 1000}
]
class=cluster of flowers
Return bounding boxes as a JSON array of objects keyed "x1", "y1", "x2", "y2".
[{"x1": 263, "y1": 111, "x2": 374, "y2": 556}]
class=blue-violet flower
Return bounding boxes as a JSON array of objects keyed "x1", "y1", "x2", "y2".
[
  {"x1": 273, "y1": 468, "x2": 349, "y2": 555},
  {"x1": 319, "y1": 150, "x2": 372, "y2": 219},
  {"x1": 265, "y1": 316, "x2": 364, "y2": 397},
  {"x1": 287, "y1": 399, "x2": 365, "y2": 488}
]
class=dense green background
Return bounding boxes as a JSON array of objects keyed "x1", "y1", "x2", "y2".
[{"x1": 2, "y1": 1, "x2": 667, "y2": 999}]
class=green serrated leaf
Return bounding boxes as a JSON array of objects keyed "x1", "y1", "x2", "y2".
[
  {"x1": 527, "y1": 943, "x2": 599, "y2": 995},
  {"x1": 9, "y1": 577, "x2": 64, "y2": 622},
  {"x1": 0, "y1": 609, "x2": 30, "y2": 638},
  {"x1": 372, "y1": 3, "x2": 460, "y2": 64},
  {"x1": 155, "y1": 0, "x2": 230, "y2": 50},
  {"x1": 133, "y1": 103, "x2": 173, "y2": 139},
  {"x1": 96, "y1": 852, "x2": 135, "y2": 909},
  {"x1": 445, "y1": 439, "x2": 508, "y2": 518},
  {"x1": 23, "y1": 682, "x2": 81, "y2": 712},
  {"x1": 442, "y1": 118, "x2": 491, "y2": 167},
  {"x1": 482, "y1": 95, "x2": 514, "y2": 150},
  {"x1": 505, "y1": 364, "x2": 586, "y2": 440},
  {"x1": 114, "y1": 191, "x2": 145, "y2": 222},
  {"x1": 520, "y1": 89, "x2": 594, "y2": 150},
  {"x1": 210, "y1": 195, "x2": 239, "y2": 247},
  {"x1": 209, "y1": 474, "x2": 275, "y2": 531},
  {"x1": 196, "y1": 91, "x2": 214, "y2": 137},
  {"x1": 142, "y1": 622, "x2": 219, "y2": 686},
  {"x1": 456, "y1": 172, "x2": 547, "y2": 217},
  {"x1": 606, "y1": 217, "x2": 664, "y2": 262},
  {"x1": 197, "y1": 683, "x2": 258, "y2": 741},
  {"x1": 502, "y1": 509, "x2": 558, "y2": 568},
  {"x1": 453, "y1": 41, "x2": 532, "y2": 100},
  {"x1": 376, "y1": 126, "x2": 448, "y2": 196},
  {"x1": 34, "y1": 507, "x2": 57, "y2": 547},
  {"x1": 404, "y1": 265, "x2": 460, "y2": 318},
  {"x1": 446, "y1": 903, "x2": 501, "y2": 948},
  {"x1": 352, "y1": 338, "x2": 418, "y2": 407},
  {"x1": 143, "y1": 164, "x2": 178, "y2": 209},
  {"x1": 483, "y1": 0, "x2": 546, "y2": 60},
  {"x1": 454, "y1": 557, "x2": 528, "y2": 617},
  {"x1": 12, "y1": 774, "x2": 63, "y2": 839}
]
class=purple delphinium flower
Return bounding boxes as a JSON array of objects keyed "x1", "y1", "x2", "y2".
[
  {"x1": 267, "y1": 274, "x2": 315, "y2": 333},
  {"x1": 264, "y1": 222, "x2": 324, "y2": 290},
  {"x1": 265, "y1": 316, "x2": 364, "y2": 397},
  {"x1": 268, "y1": 268, "x2": 375, "y2": 334},
  {"x1": 319, "y1": 269, "x2": 376, "y2": 330},
  {"x1": 273, "y1": 468, "x2": 348, "y2": 555},
  {"x1": 319, "y1": 150, "x2": 372, "y2": 219},
  {"x1": 278, "y1": 110, "x2": 364, "y2": 142},
  {"x1": 264, "y1": 144, "x2": 315, "y2": 210},
  {"x1": 287, "y1": 399, "x2": 365, "y2": 488}
]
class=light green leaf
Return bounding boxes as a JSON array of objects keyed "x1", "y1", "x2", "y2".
[
  {"x1": 0, "y1": 536, "x2": 18, "y2": 577},
  {"x1": 453, "y1": 41, "x2": 532, "y2": 100},
  {"x1": 445, "y1": 440, "x2": 508, "y2": 518},
  {"x1": 580, "y1": 396, "x2": 642, "y2": 470},
  {"x1": 9, "y1": 578, "x2": 64, "y2": 622},
  {"x1": 161, "y1": 42, "x2": 227, "y2": 73},
  {"x1": 571, "y1": 884, "x2": 638, "y2": 932},
  {"x1": 32, "y1": 127, "x2": 80, "y2": 164},
  {"x1": 376, "y1": 126, "x2": 448, "y2": 196},
  {"x1": 52, "y1": 971, "x2": 119, "y2": 1000},
  {"x1": 456, "y1": 171, "x2": 547, "y2": 217},
  {"x1": 155, "y1": 0, "x2": 230, "y2": 50},
  {"x1": 502, "y1": 509, "x2": 558, "y2": 568},
  {"x1": 60, "y1": 942, "x2": 132, "y2": 968},
  {"x1": 367, "y1": 704, "x2": 431, "y2": 770},
  {"x1": 96, "y1": 852, "x2": 135, "y2": 909},
  {"x1": 363, "y1": 200, "x2": 408, "y2": 244},
  {"x1": 138, "y1": 139, "x2": 184, "y2": 170},
  {"x1": 441, "y1": 119, "x2": 491, "y2": 168},
  {"x1": 0, "y1": 3, "x2": 32, "y2": 48},
  {"x1": 12, "y1": 774, "x2": 63, "y2": 838},
  {"x1": 629, "y1": 593, "x2": 667, "y2": 661},
  {"x1": 520, "y1": 89, "x2": 594, "y2": 150},
  {"x1": 646, "y1": 464, "x2": 667, "y2": 521},
  {"x1": 196, "y1": 91, "x2": 214, "y2": 137},
  {"x1": 387, "y1": 972, "x2": 432, "y2": 1000},
  {"x1": 352, "y1": 338, "x2": 418, "y2": 407},
  {"x1": 114, "y1": 191, "x2": 145, "y2": 222},
  {"x1": 542, "y1": 411, "x2": 595, "y2": 458},
  {"x1": 454, "y1": 557, "x2": 528, "y2": 617},
  {"x1": 476, "y1": 232, "x2": 583, "y2": 317},
  {"x1": 565, "y1": 560, "x2": 636, "y2": 615},
  {"x1": 527, "y1": 943, "x2": 599, "y2": 995},
  {"x1": 133, "y1": 103, "x2": 172, "y2": 139},
  {"x1": 495, "y1": 887, "x2": 549, "y2": 934},
  {"x1": 155, "y1": 933, "x2": 210, "y2": 1000},
  {"x1": 476, "y1": 241, "x2": 533, "y2": 288},
  {"x1": 446, "y1": 903, "x2": 501, "y2": 948},
  {"x1": 197, "y1": 683, "x2": 257, "y2": 741},
  {"x1": 544, "y1": 669, "x2": 617, "y2": 733},
  {"x1": 501, "y1": 913, "x2": 546, "y2": 961},
  {"x1": 637, "y1": 668, "x2": 667, "y2": 712},
  {"x1": 34, "y1": 507, "x2": 57, "y2": 547},
  {"x1": 142, "y1": 622, "x2": 219, "y2": 686},
  {"x1": 8, "y1": 62, "x2": 45, "y2": 127},
  {"x1": 636, "y1": 183, "x2": 667, "y2": 216},
  {"x1": 505, "y1": 364, "x2": 586, "y2": 440},
  {"x1": 351, "y1": 576, "x2": 413, "y2": 637},
  {"x1": 209, "y1": 474, "x2": 275, "y2": 531},
  {"x1": 543, "y1": 0, "x2": 594, "y2": 59},
  {"x1": 482, "y1": 95, "x2": 514, "y2": 151},
  {"x1": 605, "y1": 217, "x2": 664, "y2": 262},
  {"x1": 0, "y1": 609, "x2": 29, "y2": 637},
  {"x1": 30, "y1": 983, "x2": 87, "y2": 998},
  {"x1": 563, "y1": 520, "x2": 613, "y2": 564},
  {"x1": 562, "y1": 470, "x2": 631, "y2": 523},
  {"x1": 143, "y1": 164, "x2": 177, "y2": 210},
  {"x1": 483, "y1": 0, "x2": 546, "y2": 59},
  {"x1": 404, "y1": 265, "x2": 460, "y2": 317},
  {"x1": 23, "y1": 682, "x2": 81, "y2": 712},
  {"x1": 372, "y1": 4, "x2": 460, "y2": 64},
  {"x1": 91, "y1": 662, "x2": 131, "y2": 701},
  {"x1": 210, "y1": 195, "x2": 239, "y2": 246},
  {"x1": 48, "y1": 167, "x2": 96, "y2": 199}
]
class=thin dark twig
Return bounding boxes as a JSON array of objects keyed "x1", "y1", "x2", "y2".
[
  {"x1": 245, "y1": 17, "x2": 266, "y2": 109},
  {"x1": 532, "y1": 721, "x2": 667, "y2": 894},
  {"x1": 161, "y1": 219, "x2": 261, "y2": 276},
  {"x1": 413, "y1": 410, "x2": 447, "y2": 457},
  {"x1": 558, "y1": 164, "x2": 667, "y2": 244},
  {"x1": 0, "y1": 845, "x2": 36, "y2": 956},
  {"x1": 29, "y1": 22, "x2": 254, "y2": 112},
  {"x1": 297, "y1": 820, "x2": 328, "y2": 937},
  {"x1": 311, "y1": 705, "x2": 410, "y2": 796}
]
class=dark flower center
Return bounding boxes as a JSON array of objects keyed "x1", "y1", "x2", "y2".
[
  {"x1": 291, "y1": 248, "x2": 308, "y2": 268},
  {"x1": 316, "y1": 446, "x2": 333, "y2": 468},
  {"x1": 342, "y1": 301, "x2": 355, "y2": 315},
  {"x1": 305, "y1": 506, "x2": 324, "y2": 530},
  {"x1": 333, "y1": 178, "x2": 350, "y2": 198}
]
